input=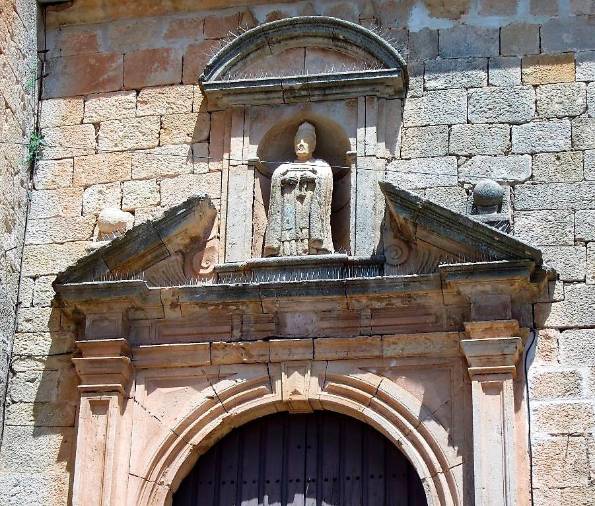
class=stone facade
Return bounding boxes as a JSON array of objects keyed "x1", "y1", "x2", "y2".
[
  {"x1": 0, "y1": 0, "x2": 39, "y2": 436},
  {"x1": 1, "y1": 0, "x2": 595, "y2": 505}
]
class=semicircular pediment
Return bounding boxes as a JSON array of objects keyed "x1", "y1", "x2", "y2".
[{"x1": 199, "y1": 16, "x2": 407, "y2": 108}]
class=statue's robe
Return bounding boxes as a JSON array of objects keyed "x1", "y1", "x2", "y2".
[{"x1": 264, "y1": 159, "x2": 334, "y2": 257}]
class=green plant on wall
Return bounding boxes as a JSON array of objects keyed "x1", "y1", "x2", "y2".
[{"x1": 26, "y1": 131, "x2": 45, "y2": 165}]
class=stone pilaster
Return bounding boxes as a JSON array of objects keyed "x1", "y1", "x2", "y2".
[
  {"x1": 461, "y1": 320, "x2": 523, "y2": 506},
  {"x1": 71, "y1": 334, "x2": 132, "y2": 506}
]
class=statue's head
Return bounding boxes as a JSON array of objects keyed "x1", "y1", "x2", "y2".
[{"x1": 294, "y1": 122, "x2": 316, "y2": 161}]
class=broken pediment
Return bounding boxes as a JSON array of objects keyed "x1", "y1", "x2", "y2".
[
  {"x1": 54, "y1": 195, "x2": 219, "y2": 287},
  {"x1": 55, "y1": 181, "x2": 543, "y2": 296},
  {"x1": 199, "y1": 16, "x2": 406, "y2": 109},
  {"x1": 379, "y1": 181, "x2": 543, "y2": 276}
]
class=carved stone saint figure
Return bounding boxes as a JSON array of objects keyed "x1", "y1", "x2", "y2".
[{"x1": 264, "y1": 122, "x2": 334, "y2": 257}]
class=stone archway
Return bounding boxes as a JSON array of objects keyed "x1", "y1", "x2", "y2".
[
  {"x1": 172, "y1": 410, "x2": 427, "y2": 505},
  {"x1": 134, "y1": 364, "x2": 461, "y2": 506}
]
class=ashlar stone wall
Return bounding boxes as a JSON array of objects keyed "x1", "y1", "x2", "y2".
[
  {"x1": 1, "y1": 0, "x2": 595, "y2": 504},
  {"x1": 0, "y1": 0, "x2": 38, "y2": 442}
]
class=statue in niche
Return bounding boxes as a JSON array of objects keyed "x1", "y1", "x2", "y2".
[{"x1": 264, "y1": 122, "x2": 334, "y2": 257}]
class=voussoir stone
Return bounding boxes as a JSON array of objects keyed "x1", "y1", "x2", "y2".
[{"x1": 468, "y1": 86, "x2": 535, "y2": 124}]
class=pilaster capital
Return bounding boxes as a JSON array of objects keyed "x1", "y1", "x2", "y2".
[
  {"x1": 461, "y1": 320, "x2": 524, "y2": 378},
  {"x1": 72, "y1": 338, "x2": 132, "y2": 394}
]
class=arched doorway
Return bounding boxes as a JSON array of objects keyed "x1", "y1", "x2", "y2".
[{"x1": 173, "y1": 411, "x2": 427, "y2": 505}]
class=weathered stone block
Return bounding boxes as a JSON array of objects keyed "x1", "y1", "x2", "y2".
[
  {"x1": 512, "y1": 120, "x2": 571, "y2": 154},
  {"x1": 424, "y1": 186, "x2": 469, "y2": 214},
  {"x1": 98, "y1": 117, "x2": 160, "y2": 151},
  {"x1": 400, "y1": 125, "x2": 448, "y2": 158},
  {"x1": 159, "y1": 113, "x2": 210, "y2": 145},
  {"x1": 576, "y1": 50, "x2": 595, "y2": 81},
  {"x1": 572, "y1": 117, "x2": 595, "y2": 149},
  {"x1": 182, "y1": 40, "x2": 222, "y2": 84},
  {"x1": 25, "y1": 216, "x2": 96, "y2": 245},
  {"x1": 82, "y1": 182, "x2": 122, "y2": 215},
  {"x1": 585, "y1": 150, "x2": 595, "y2": 180},
  {"x1": 402, "y1": 89, "x2": 467, "y2": 126},
  {"x1": 488, "y1": 56, "x2": 521, "y2": 87},
  {"x1": 193, "y1": 86, "x2": 206, "y2": 112},
  {"x1": 5, "y1": 401, "x2": 76, "y2": 427},
  {"x1": 522, "y1": 54, "x2": 576, "y2": 85},
  {"x1": 588, "y1": 82, "x2": 595, "y2": 118},
  {"x1": 478, "y1": 0, "x2": 518, "y2": 15},
  {"x1": 533, "y1": 436, "x2": 589, "y2": 488},
  {"x1": 587, "y1": 243, "x2": 595, "y2": 284},
  {"x1": 73, "y1": 152, "x2": 132, "y2": 186},
  {"x1": 33, "y1": 159, "x2": 73, "y2": 189},
  {"x1": 22, "y1": 242, "x2": 89, "y2": 276},
  {"x1": 122, "y1": 179, "x2": 160, "y2": 210},
  {"x1": 575, "y1": 210, "x2": 595, "y2": 241},
  {"x1": 16, "y1": 307, "x2": 59, "y2": 333},
  {"x1": 137, "y1": 85, "x2": 194, "y2": 116},
  {"x1": 131, "y1": 144, "x2": 194, "y2": 180},
  {"x1": 160, "y1": 173, "x2": 222, "y2": 208},
  {"x1": 515, "y1": 181, "x2": 595, "y2": 210},
  {"x1": 449, "y1": 123, "x2": 510, "y2": 155},
  {"x1": 542, "y1": 245, "x2": 586, "y2": 281},
  {"x1": 533, "y1": 401, "x2": 595, "y2": 433},
  {"x1": 532, "y1": 151, "x2": 584, "y2": 183},
  {"x1": 83, "y1": 91, "x2": 136, "y2": 123},
  {"x1": 9, "y1": 370, "x2": 60, "y2": 403},
  {"x1": 386, "y1": 156, "x2": 458, "y2": 189},
  {"x1": 12, "y1": 332, "x2": 74, "y2": 357},
  {"x1": 164, "y1": 15, "x2": 204, "y2": 41},
  {"x1": 458, "y1": 154, "x2": 531, "y2": 183},
  {"x1": 536, "y1": 283, "x2": 595, "y2": 328},
  {"x1": 541, "y1": 17, "x2": 595, "y2": 53},
  {"x1": 409, "y1": 29, "x2": 438, "y2": 61},
  {"x1": 500, "y1": 23, "x2": 540, "y2": 56},
  {"x1": 560, "y1": 329, "x2": 595, "y2": 366},
  {"x1": 424, "y1": 58, "x2": 487, "y2": 90},
  {"x1": 29, "y1": 188, "x2": 82, "y2": 219},
  {"x1": 514, "y1": 210, "x2": 574, "y2": 246},
  {"x1": 534, "y1": 329, "x2": 559, "y2": 364},
  {"x1": 439, "y1": 25, "x2": 499, "y2": 58},
  {"x1": 39, "y1": 97, "x2": 84, "y2": 128},
  {"x1": 468, "y1": 86, "x2": 535, "y2": 124},
  {"x1": 192, "y1": 143, "x2": 209, "y2": 173},
  {"x1": 41, "y1": 124, "x2": 96, "y2": 159},
  {"x1": 204, "y1": 13, "x2": 239, "y2": 39},
  {"x1": 531, "y1": 370, "x2": 583, "y2": 400},
  {"x1": 43, "y1": 53, "x2": 123, "y2": 99},
  {"x1": 33, "y1": 276, "x2": 58, "y2": 308},
  {"x1": 536, "y1": 82, "x2": 587, "y2": 118},
  {"x1": 123, "y1": 48, "x2": 182, "y2": 89}
]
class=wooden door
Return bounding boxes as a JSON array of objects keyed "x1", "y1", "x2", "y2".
[{"x1": 173, "y1": 411, "x2": 427, "y2": 506}]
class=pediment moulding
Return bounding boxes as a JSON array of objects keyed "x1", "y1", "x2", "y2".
[{"x1": 199, "y1": 16, "x2": 407, "y2": 109}]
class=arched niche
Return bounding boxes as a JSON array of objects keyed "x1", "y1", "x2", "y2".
[
  {"x1": 254, "y1": 115, "x2": 353, "y2": 255},
  {"x1": 199, "y1": 16, "x2": 406, "y2": 109},
  {"x1": 172, "y1": 411, "x2": 427, "y2": 505}
]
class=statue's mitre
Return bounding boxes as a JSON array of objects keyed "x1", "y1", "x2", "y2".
[{"x1": 295, "y1": 121, "x2": 316, "y2": 141}]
